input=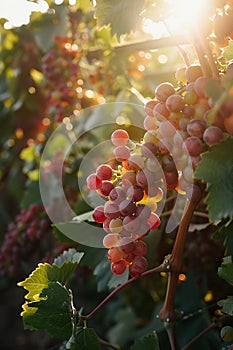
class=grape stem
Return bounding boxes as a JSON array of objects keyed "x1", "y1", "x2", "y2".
[
  {"x1": 181, "y1": 315, "x2": 228, "y2": 350},
  {"x1": 159, "y1": 183, "x2": 203, "y2": 349},
  {"x1": 80, "y1": 262, "x2": 169, "y2": 321}
]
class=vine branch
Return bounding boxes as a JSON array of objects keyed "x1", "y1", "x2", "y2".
[{"x1": 80, "y1": 262, "x2": 169, "y2": 321}]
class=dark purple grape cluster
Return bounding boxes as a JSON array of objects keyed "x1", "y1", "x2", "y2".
[
  {"x1": 87, "y1": 129, "x2": 162, "y2": 277},
  {"x1": 0, "y1": 204, "x2": 51, "y2": 278}
]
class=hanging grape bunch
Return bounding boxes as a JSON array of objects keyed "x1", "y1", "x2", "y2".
[
  {"x1": 0, "y1": 204, "x2": 51, "y2": 278},
  {"x1": 86, "y1": 59, "x2": 233, "y2": 278},
  {"x1": 87, "y1": 129, "x2": 163, "y2": 277}
]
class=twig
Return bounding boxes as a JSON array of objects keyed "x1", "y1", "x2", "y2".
[
  {"x1": 181, "y1": 315, "x2": 227, "y2": 350},
  {"x1": 80, "y1": 264, "x2": 167, "y2": 321},
  {"x1": 159, "y1": 184, "x2": 203, "y2": 349},
  {"x1": 87, "y1": 36, "x2": 190, "y2": 59}
]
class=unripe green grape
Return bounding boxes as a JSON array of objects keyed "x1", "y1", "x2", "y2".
[{"x1": 220, "y1": 326, "x2": 233, "y2": 343}]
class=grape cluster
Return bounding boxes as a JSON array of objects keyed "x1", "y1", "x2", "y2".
[
  {"x1": 144, "y1": 63, "x2": 233, "y2": 193},
  {"x1": 87, "y1": 129, "x2": 163, "y2": 277},
  {"x1": 42, "y1": 36, "x2": 83, "y2": 122},
  {"x1": 0, "y1": 204, "x2": 51, "y2": 278}
]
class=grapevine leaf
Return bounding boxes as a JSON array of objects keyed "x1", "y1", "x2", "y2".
[
  {"x1": 218, "y1": 256, "x2": 233, "y2": 286},
  {"x1": 93, "y1": 258, "x2": 112, "y2": 292},
  {"x1": 195, "y1": 138, "x2": 233, "y2": 223},
  {"x1": 107, "y1": 268, "x2": 129, "y2": 289},
  {"x1": 218, "y1": 296, "x2": 233, "y2": 315},
  {"x1": 55, "y1": 221, "x2": 105, "y2": 248},
  {"x1": 53, "y1": 248, "x2": 84, "y2": 267},
  {"x1": 75, "y1": 327, "x2": 101, "y2": 350},
  {"x1": 130, "y1": 332, "x2": 160, "y2": 350},
  {"x1": 18, "y1": 250, "x2": 84, "y2": 299},
  {"x1": 22, "y1": 282, "x2": 73, "y2": 340},
  {"x1": 95, "y1": 0, "x2": 145, "y2": 37}
]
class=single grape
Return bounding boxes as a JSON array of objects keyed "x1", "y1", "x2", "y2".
[
  {"x1": 108, "y1": 247, "x2": 124, "y2": 262},
  {"x1": 134, "y1": 240, "x2": 148, "y2": 256},
  {"x1": 164, "y1": 170, "x2": 178, "y2": 190},
  {"x1": 99, "y1": 181, "x2": 114, "y2": 196},
  {"x1": 153, "y1": 102, "x2": 170, "y2": 120},
  {"x1": 123, "y1": 215, "x2": 140, "y2": 232},
  {"x1": 147, "y1": 212, "x2": 161, "y2": 230},
  {"x1": 144, "y1": 99, "x2": 159, "y2": 116},
  {"x1": 114, "y1": 145, "x2": 131, "y2": 161},
  {"x1": 86, "y1": 173, "x2": 102, "y2": 190},
  {"x1": 161, "y1": 155, "x2": 176, "y2": 172},
  {"x1": 104, "y1": 202, "x2": 120, "y2": 219},
  {"x1": 220, "y1": 326, "x2": 233, "y2": 343},
  {"x1": 127, "y1": 185, "x2": 144, "y2": 202},
  {"x1": 96, "y1": 164, "x2": 113, "y2": 180},
  {"x1": 194, "y1": 76, "x2": 208, "y2": 97},
  {"x1": 184, "y1": 91, "x2": 197, "y2": 105},
  {"x1": 93, "y1": 206, "x2": 106, "y2": 223},
  {"x1": 144, "y1": 115, "x2": 157, "y2": 130},
  {"x1": 119, "y1": 237, "x2": 135, "y2": 253},
  {"x1": 111, "y1": 129, "x2": 129, "y2": 146},
  {"x1": 129, "y1": 256, "x2": 148, "y2": 277},
  {"x1": 119, "y1": 200, "x2": 137, "y2": 216},
  {"x1": 140, "y1": 142, "x2": 158, "y2": 158},
  {"x1": 143, "y1": 130, "x2": 159, "y2": 144},
  {"x1": 155, "y1": 82, "x2": 175, "y2": 102},
  {"x1": 182, "y1": 105, "x2": 195, "y2": 118},
  {"x1": 159, "y1": 120, "x2": 177, "y2": 138},
  {"x1": 166, "y1": 94, "x2": 185, "y2": 113},
  {"x1": 109, "y1": 218, "x2": 123, "y2": 233},
  {"x1": 203, "y1": 125, "x2": 224, "y2": 145},
  {"x1": 185, "y1": 64, "x2": 203, "y2": 82},
  {"x1": 109, "y1": 187, "x2": 126, "y2": 203},
  {"x1": 103, "y1": 233, "x2": 119, "y2": 248},
  {"x1": 187, "y1": 119, "x2": 206, "y2": 138},
  {"x1": 111, "y1": 260, "x2": 127, "y2": 275},
  {"x1": 184, "y1": 136, "x2": 203, "y2": 157},
  {"x1": 122, "y1": 172, "x2": 137, "y2": 186},
  {"x1": 158, "y1": 139, "x2": 172, "y2": 155}
]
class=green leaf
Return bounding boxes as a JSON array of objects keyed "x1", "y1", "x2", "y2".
[
  {"x1": 108, "y1": 268, "x2": 129, "y2": 289},
  {"x1": 95, "y1": 0, "x2": 145, "y2": 37},
  {"x1": 218, "y1": 296, "x2": 233, "y2": 315},
  {"x1": 54, "y1": 248, "x2": 84, "y2": 267},
  {"x1": 195, "y1": 138, "x2": 233, "y2": 223},
  {"x1": 55, "y1": 221, "x2": 105, "y2": 248},
  {"x1": 75, "y1": 327, "x2": 101, "y2": 350},
  {"x1": 94, "y1": 258, "x2": 112, "y2": 292},
  {"x1": 130, "y1": 332, "x2": 160, "y2": 350},
  {"x1": 218, "y1": 256, "x2": 233, "y2": 286},
  {"x1": 18, "y1": 250, "x2": 84, "y2": 299},
  {"x1": 23, "y1": 282, "x2": 73, "y2": 340}
]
